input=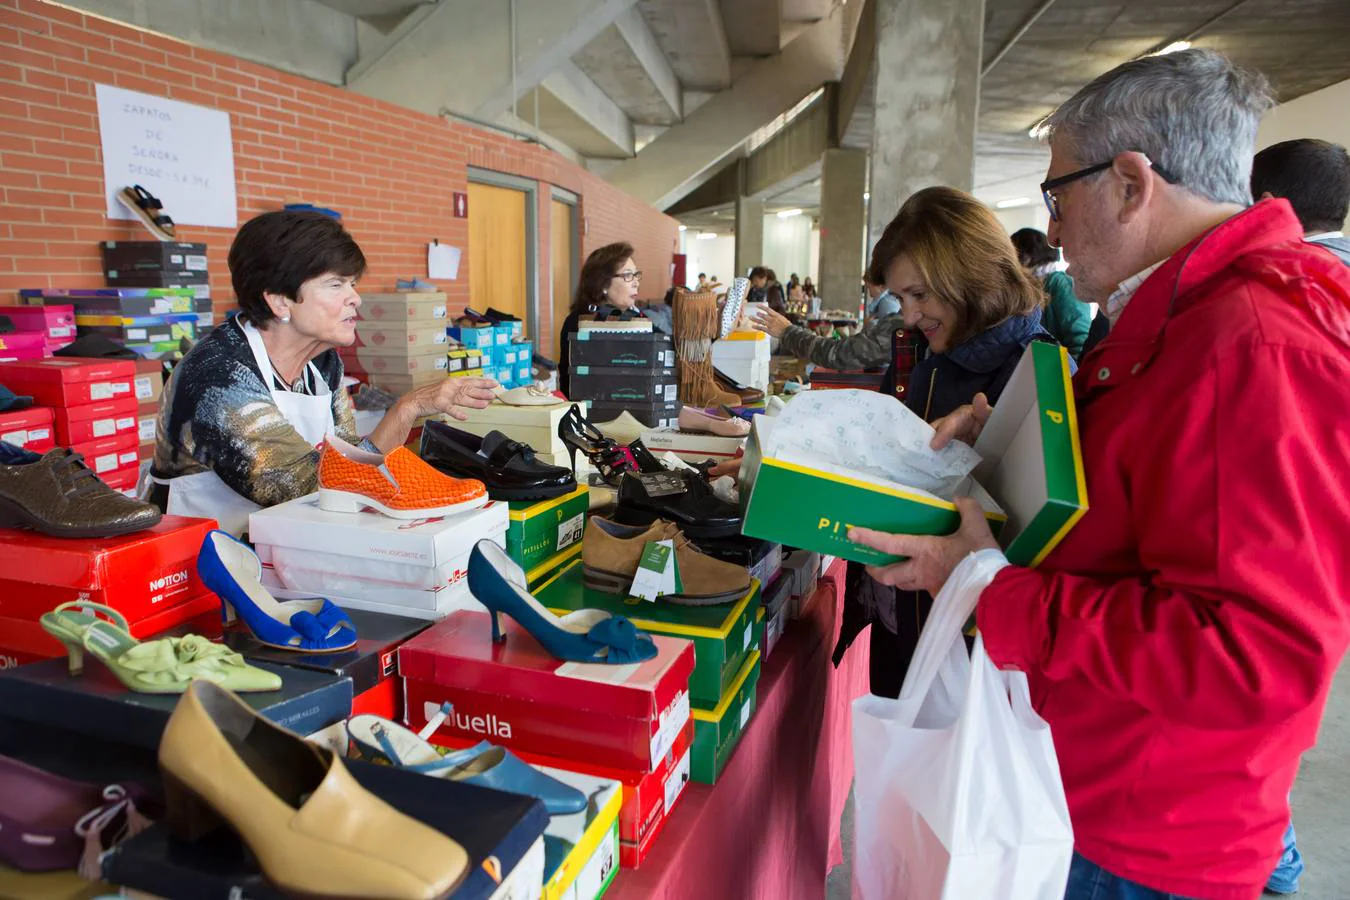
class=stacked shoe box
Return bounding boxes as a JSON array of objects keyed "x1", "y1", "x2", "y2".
[
  {"x1": 0, "y1": 304, "x2": 76, "y2": 359},
  {"x1": 447, "y1": 325, "x2": 494, "y2": 381},
  {"x1": 711, "y1": 332, "x2": 770, "y2": 395},
  {"x1": 505, "y1": 485, "x2": 591, "y2": 588},
  {"x1": 248, "y1": 493, "x2": 509, "y2": 621},
  {"x1": 0, "y1": 516, "x2": 223, "y2": 667},
  {"x1": 19, "y1": 288, "x2": 199, "y2": 362},
  {"x1": 345, "y1": 292, "x2": 450, "y2": 395},
  {"x1": 535, "y1": 561, "x2": 763, "y2": 790},
  {"x1": 133, "y1": 359, "x2": 166, "y2": 466},
  {"x1": 449, "y1": 400, "x2": 588, "y2": 470},
  {"x1": 100, "y1": 240, "x2": 214, "y2": 337},
  {"x1": 400, "y1": 608, "x2": 696, "y2": 869},
  {"x1": 0, "y1": 358, "x2": 140, "y2": 494},
  {"x1": 567, "y1": 330, "x2": 679, "y2": 428}
]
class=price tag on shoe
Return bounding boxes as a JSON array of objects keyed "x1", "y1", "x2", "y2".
[{"x1": 630, "y1": 539, "x2": 682, "y2": 602}]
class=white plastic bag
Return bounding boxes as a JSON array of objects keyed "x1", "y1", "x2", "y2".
[{"x1": 852, "y1": 553, "x2": 1074, "y2": 900}]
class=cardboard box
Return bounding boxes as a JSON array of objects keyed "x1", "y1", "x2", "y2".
[
  {"x1": 357, "y1": 292, "x2": 448, "y2": 324},
  {"x1": 0, "y1": 655, "x2": 350, "y2": 751},
  {"x1": 507, "y1": 485, "x2": 589, "y2": 573},
  {"x1": 446, "y1": 401, "x2": 588, "y2": 458},
  {"x1": 447, "y1": 347, "x2": 485, "y2": 373},
  {"x1": 535, "y1": 767, "x2": 621, "y2": 900},
  {"x1": 691, "y1": 650, "x2": 761, "y2": 784},
  {"x1": 568, "y1": 367, "x2": 678, "y2": 406},
  {"x1": 249, "y1": 492, "x2": 509, "y2": 569},
  {"x1": 52, "y1": 396, "x2": 139, "y2": 445},
  {"x1": 365, "y1": 371, "x2": 448, "y2": 394},
  {"x1": 352, "y1": 320, "x2": 449, "y2": 350},
  {"x1": 0, "y1": 589, "x2": 221, "y2": 667},
  {"x1": 744, "y1": 343, "x2": 1085, "y2": 566},
  {"x1": 256, "y1": 546, "x2": 482, "y2": 614},
  {"x1": 526, "y1": 542, "x2": 584, "y2": 590},
  {"x1": 19, "y1": 288, "x2": 196, "y2": 316},
  {"x1": 137, "y1": 399, "x2": 159, "y2": 447},
  {"x1": 0, "y1": 516, "x2": 218, "y2": 623},
  {"x1": 738, "y1": 415, "x2": 1007, "y2": 567},
  {"x1": 537, "y1": 561, "x2": 759, "y2": 709},
  {"x1": 587, "y1": 401, "x2": 680, "y2": 431},
  {"x1": 430, "y1": 720, "x2": 692, "y2": 860},
  {"x1": 261, "y1": 571, "x2": 484, "y2": 622},
  {"x1": 0, "y1": 331, "x2": 46, "y2": 359},
  {"x1": 339, "y1": 346, "x2": 449, "y2": 377},
  {"x1": 221, "y1": 606, "x2": 430, "y2": 697},
  {"x1": 0, "y1": 304, "x2": 76, "y2": 341},
  {"x1": 639, "y1": 428, "x2": 746, "y2": 464},
  {"x1": 0, "y1": 406, "x2": 55, "y2": 452},
  {"x1": 401, "y1": 610, "x2": 695, "y2": 772},
  {"x1": 132, "y1": 358, "x2": 166, "y2": 404},
  {"x1": 103, "y1": 268, "x2": 209, "y2": 288},
  {"x1": 0, "y1": 358, "x2": 136, "y2": 407},
  {"x1": 69, "y1": 432, "x2": 139, "y2": 475},
  {"x1": 568, "y1": 332, "x2": 676, "y2": 370},
  {"x1": 100, "y1": 240, "x2": 207, "y2": 272}
]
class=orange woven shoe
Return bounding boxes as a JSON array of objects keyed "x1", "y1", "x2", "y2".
[{"x1": 317, "y1": 435, "x2": 489, "y2": 519}]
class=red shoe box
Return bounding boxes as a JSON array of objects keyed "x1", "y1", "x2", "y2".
[
  {"x1": 0, "y1": 516, "x2": 218, "y2": 624},
  {"x1": 0, "y1": 407, "x2": 55, "y2": 452},
  {"x1": 353, "y1": 675, "x2": 402, "y2": 720},
  {"x1": 400, "y1": 610, "x2": 694, "y2": 772},
  {"x1": 70, "y1": 432, "x2": 139, "y2": 475},
  {"x1": 101, "y1": 464, "x2": 140, "y2": 494},
  {"x1": 0, "y1": 588, "x2": 222, "y2": 667},
  {"x1": 53, "y1": 397, "x2": 140, "y2": 445},
  {"x1": 431, "y1": 715, "x2": 694, "y2": 863},
  {"x1": 0, "y1": 331, "x2": 46, "y2": 360},
  {"x1": 0, "y1": 359, "x2": 136, "y2": 407},
  {"x1": 0, "y1": 304, "x2": 76, "y2": 342}
]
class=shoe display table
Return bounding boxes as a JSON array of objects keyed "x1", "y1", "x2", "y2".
[{"x1": 608, "y1": 560, "x2": 864, "y2": 899}]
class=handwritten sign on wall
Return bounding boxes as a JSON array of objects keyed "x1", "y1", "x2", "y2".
[{"x1": 96, "y1": 83, "x2": 238, "y2": 229}]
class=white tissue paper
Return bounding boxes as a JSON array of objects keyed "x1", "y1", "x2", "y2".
[{"x1": 770, "y1": 389, "x2": 982, "y2": 499}]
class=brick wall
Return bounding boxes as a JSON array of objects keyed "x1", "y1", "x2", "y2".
[{"x1": 0, "y1": 0, "x2": 681, "y2": 356}]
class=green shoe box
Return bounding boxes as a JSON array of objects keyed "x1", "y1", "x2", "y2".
[
  {"x1": 507, "y1": 485, "x2": 590, "y2": 573},
  {"x1": 536, "y1": 560, "x2": 760, "y2": 708},
  {"x1": 691, "y1": 650, "x2": 762, "y2": 784},
  {"x1": 527, "y1": 543, "x2": 583, "y2": 590}
]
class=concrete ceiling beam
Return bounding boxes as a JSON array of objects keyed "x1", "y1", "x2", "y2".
[
  {"x1": 638, "y1": 0, "x2": 732, "y2": 91},
  {"x1": 345, "y1": 0, "x2": 638, "y2": 120},
  {"x1": 723, "y1": 0, "x2": 783, "y2": 57},
  {"x1": 614, "y1": 7, "x2": 683, "y2": 121},
  {"x1": 574, "y1": 8, "x2": 682, "y2": 125},
  {"x1": 539, "y1": 62, "x2": 637, "y2": 157}
]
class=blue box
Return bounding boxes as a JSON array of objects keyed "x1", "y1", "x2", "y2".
[
  {"x1": 516, "y1": 364, "x2": 532, "y2": 384},
  {"x1": 501, "y1": 347, "x2": 520, "y2": 367},
  {"x1": 448, "y1": 326, "x2": 495, "y2": 350},
  {"x1": 513, "y1": 341, "x2": 533, "y2": 362},
  {"x1": 498, "y1": 320, "x2": 523, "y2": 337}
]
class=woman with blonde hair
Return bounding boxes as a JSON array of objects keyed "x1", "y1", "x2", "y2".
[{"x1": 834, "y1": 185, "x2": 1070, "y2": 698}]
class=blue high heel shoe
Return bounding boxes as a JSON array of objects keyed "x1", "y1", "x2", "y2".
[
  {"x1": 197, "y1": 530, "x2": 357, "y2": 653},
  {"x1": 348, "y1": 706, "x2": 587, "y2": 816},
  {"x1": 467, "y1": 540, "x2": 657, "y2": 664}
]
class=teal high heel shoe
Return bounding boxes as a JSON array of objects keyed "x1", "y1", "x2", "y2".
[{"x1": 466, "y1": 540, "x2": 657, "y2": 664}]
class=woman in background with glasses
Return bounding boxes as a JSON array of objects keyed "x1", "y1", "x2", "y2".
[{"x1": 558, "y1": 242, "x2": 643, "y2": 396}]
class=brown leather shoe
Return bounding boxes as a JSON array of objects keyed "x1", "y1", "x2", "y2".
[
  {"x1": 582, "y1": 516, "x2": 751, "y2": 605},
  {"x1": 159, "y1": 681, "x2": 469, "y2": 900},
  {"x1": 0, "y1": 443, "x2": 161, "y2": 538},
  {"x1": 713, "y1": 367, "x2": 765, "y2": 404}
]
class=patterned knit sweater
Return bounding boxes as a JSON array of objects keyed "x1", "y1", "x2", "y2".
[{"x1": 151, "y1": 317, "x2": 361, "y2": 507}]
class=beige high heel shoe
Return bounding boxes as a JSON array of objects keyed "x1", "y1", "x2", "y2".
[{"x1": 158, "y1": 681, "x2": 469, "y2": 900}]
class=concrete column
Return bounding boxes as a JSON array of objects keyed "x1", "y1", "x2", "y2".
[
  {"x1": 734, "y1": 196, "x2": 765, "y2": 278},
  {"x1": 818, "y1": 148, "x2": 868, "y2": 312},
  {"x1": 867, "y1": 0, "x2": 984, "y2": 248}
]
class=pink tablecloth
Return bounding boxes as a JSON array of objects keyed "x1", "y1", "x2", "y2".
[{"x1": 610, "y1": 560, "x2": 865, "y2": 899}]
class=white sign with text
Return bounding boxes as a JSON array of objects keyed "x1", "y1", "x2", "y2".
[{"x1": 96, "y1": 83, "x2": 237, "y2": 229}]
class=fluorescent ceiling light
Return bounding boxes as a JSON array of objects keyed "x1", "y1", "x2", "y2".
[
  {"x1": 696, "y1": 231, "x2": 718, "y2": 240},
  {"x1": 678, "y1": 225, "x2": 687, "y2": 232},
  {"x1": 995, "y1": 197, "x2": 1033, "y2": 209},
  {"x1": 1153, "y1": 40, "x2": 1192, "y2": 56},
  {"x1": 776, "y1": 208, "x2": 803, "y2": 219}
]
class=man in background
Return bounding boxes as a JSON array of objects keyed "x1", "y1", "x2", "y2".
[{"x1": 1251, "y1": 138, "x2": 1350, "y2": 265}]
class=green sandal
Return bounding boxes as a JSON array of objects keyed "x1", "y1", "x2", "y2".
[{"x1": 38, "y1": 601, "x2": 281, "y2": 694}]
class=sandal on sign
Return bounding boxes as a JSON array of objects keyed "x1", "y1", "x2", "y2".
[{"x1": 117, "y1": 185, "x2": 176, "y2": 241}]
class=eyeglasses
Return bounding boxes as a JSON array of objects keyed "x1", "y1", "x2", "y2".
[
  {"x1": 1040, "y1": 156, "x2": 1176, "y2": 222},
  {"x1": 615, "y1": 270, "x2": 642, "y2": 282}
]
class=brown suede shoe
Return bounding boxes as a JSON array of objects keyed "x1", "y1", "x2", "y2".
[
  {"x1": 582, "y1": 516, "x2": 751, "y2": 605},
  {"x1": 713, "y1": 367, "x2": 765, "y2": 405},
  {"x1": 0, "y1": 443, "x2": 161, "y2": 538}
]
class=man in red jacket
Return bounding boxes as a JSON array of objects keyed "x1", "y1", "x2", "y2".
[{"x1": 850, "y1": 49, "x2": 1350, "y2": 900}]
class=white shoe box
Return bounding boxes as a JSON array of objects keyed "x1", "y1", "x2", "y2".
[
  {"x1": 639, "y1": 428, "x2": 747, "y2": 464},
  {"x1": 248, "y1": 492, "x2": 508, "y2": 618},
  {"x1": 712, "y1": 339, "x2": 771, "y2": 393},
  {"x1": 443, "y1": 400, "x2": 589, "y2": 457}
]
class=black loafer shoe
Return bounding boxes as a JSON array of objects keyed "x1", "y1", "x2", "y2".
[
  {"x1": 420, "y1": 420, "x2": 576, "y2": 501},
  {"x1": 614, "y1": 469, "x2": 742, "y2": 539}
]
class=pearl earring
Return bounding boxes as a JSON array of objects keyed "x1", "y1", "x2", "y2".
[{"x1": 280, "y1": 315, "x2": 291, "y2": 323}]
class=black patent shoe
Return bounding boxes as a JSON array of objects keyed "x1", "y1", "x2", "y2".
[
  {"x1": 420, "y1": 420, "x2": 575, "y2": 501},
  {"x1": 614, "y1": 468, "x2": 742, "y2": 540},
  {"x1": 557, "y1": 406, "x2": 637, "y2": 485}
]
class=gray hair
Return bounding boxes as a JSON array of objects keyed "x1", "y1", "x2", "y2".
[{"x1": 1044, "y1": 48, "x2": 1275, "y2": 207}]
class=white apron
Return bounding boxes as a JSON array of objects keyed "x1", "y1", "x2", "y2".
[{"x1": 146, "y1": 321, "x2": 335, "y2": 536}]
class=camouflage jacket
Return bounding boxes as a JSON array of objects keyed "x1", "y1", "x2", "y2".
[{"x1": 776, "y1": 312, "x2": 906, "y2": 370}]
